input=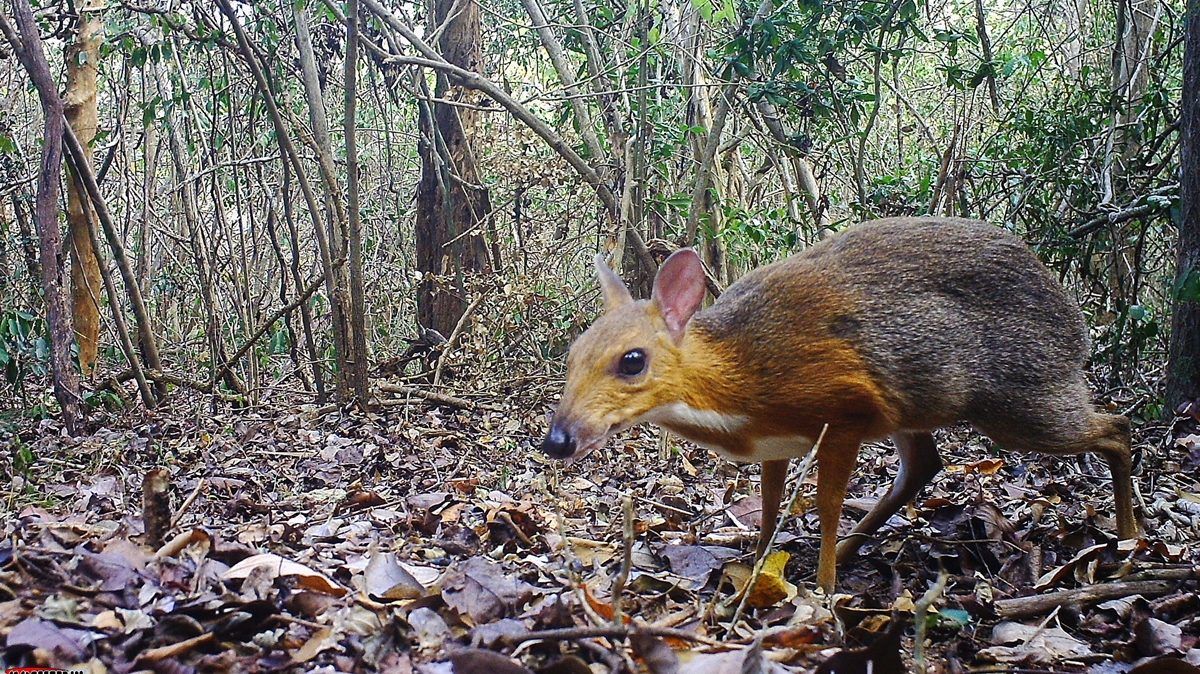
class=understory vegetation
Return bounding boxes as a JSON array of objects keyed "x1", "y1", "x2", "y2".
[{"x1": 0, "y1": 0, "x2": 1198, "y2": 670}]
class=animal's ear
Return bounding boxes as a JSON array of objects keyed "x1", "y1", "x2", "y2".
[
  {"x1": 651, "y1": 248, "x2": 706, "y2": 342},
  {"x1": 595, "y1": 254, "x2": 633, "y2": 312}
]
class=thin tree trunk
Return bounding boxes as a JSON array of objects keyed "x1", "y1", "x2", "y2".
[
  {"x1": 292, "y1": 1, "x2": 359, "y2": 400},
  {"x1": 68, "y1": 168, "x2": 155, "y2": 407},
  {"x1": 217, "y1": 0, "x2": 351, "y2": 400},
  {"x1": 344, "y1": 0, "x2": 370, "y2": 406},
  {"x1": 1166, "y1": 0, "x2": 1200, "y2": 411},
  {"x1": 279, "y1": 156, "x2": 327, "y2": 400},
  {"x1": 973, "y1": 0, "x2": 1000, "y2": 112},
  {"x1": 63, "y1": 0, "x2": 104, "y2": 377},
  {"x1": 753, "y1": 98, "x2": 830, "y2": 231},
  {"x1": 62, "y1": 124, "x2": 165, "y2": 401},
  {"x1": 519, "y1": 0, "x2": 604, "y2": 160},
  {"x1": 1, "y1": 3, "x2": 82, "y2": 432},
  {"x1": 294, "y1": 4, "x2": 348, "y2": 205}
]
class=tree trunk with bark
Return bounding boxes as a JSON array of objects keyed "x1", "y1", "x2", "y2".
[
  {"x1": 415, "y1": 0, "x2": 494, "y2": 336},
  {"x1": 1, "y1": 2, "x2": 82, "y2": 432},
  {"x1": 1166, "y1": 0, "x2": 1200, "y2": 412},
  {"x1": 63, "y1": 0, "x2": 104, "y2": 377}
]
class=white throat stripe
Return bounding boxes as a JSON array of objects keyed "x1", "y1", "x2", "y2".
[{"x1": 646, "y1": 402, "x2": 748, "y2": 434}]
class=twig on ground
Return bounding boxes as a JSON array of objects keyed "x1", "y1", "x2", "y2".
[
  {"x1": 612, "y1": 493, "x2": 635, "y2": 626},
  {"x1": 171, "y1": 477, "x2": 206, "y2": 528},
  {"x1": 913, "y1": 568, "x2": 950, "y2": 673},
  {"x1": 729, "y1": 424, "x2": 827, "y2": 629},
  {"x1": 377, "y1": 383, "x2": 478, "y2": 410},
  {"x1": 553, "y1": 509, "x2": 611, "y2": 629},
  {"x1": 501, "y1": 625, "x2": 720, "y2": 647},
  {"x1": 136, "y1": 633, "x2": 215, "y2": 662}
]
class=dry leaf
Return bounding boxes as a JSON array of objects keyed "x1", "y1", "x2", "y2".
[
  {"x1": 723, "y1": 551, "x2": 797, "y2": 608},
  {"x1": 364, "y1": 551, "x2": 425, "y2": 600},
  {"x1": 223, "y1": 553, "x2": 347, "y2": 597},
  {"x1": 979, "y1": 622, "x2": 1094, "y2": 664}
]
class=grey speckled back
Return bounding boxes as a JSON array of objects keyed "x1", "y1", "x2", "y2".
[{"x1": 698, "y1": 216, "x2": 1095, "y2": 447}]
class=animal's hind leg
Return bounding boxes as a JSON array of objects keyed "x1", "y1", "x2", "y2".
[
  {"x1": 988, "y1": 412, "x2": 1138, "y2": 539},
  {"x1": 1092, "y1": 414, "x2": 1138, "y2": 538},
  {"x1": 837, "y1": 432, "x2": 942, "y2": 563}
]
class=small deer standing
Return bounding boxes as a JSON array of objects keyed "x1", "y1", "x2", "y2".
[{"x1": 542, "y1": 217, "x2": 1138, "y2": 592}]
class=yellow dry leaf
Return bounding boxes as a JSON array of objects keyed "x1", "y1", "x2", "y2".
[
  {"x1": 568, "y1": 537, "x2": 618, "y2": 566},
  {"x1": 723, "y1": 551, "x2": 797, "y2": 608}
]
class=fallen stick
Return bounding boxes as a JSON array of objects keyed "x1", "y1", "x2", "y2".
[
  {"x1": 171, "y1": 477, "x2": 207, "y2": 528},
  {"x1": 914, "y1": 569, "x2": 950, "y2": 673},
  {"x1": 500, "y1": 625, "x2": 719, "y2": 647},
  {"x1": 136, "y1": 632, "x2": 215, "y2": 662},
  {"x1": 377, "y1": 384, "x2": 478, "y2": 411},
  {"x1": 994, "y1": 579, "x2": 1182, "y2": 620}
]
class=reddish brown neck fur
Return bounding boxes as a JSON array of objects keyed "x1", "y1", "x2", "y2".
[{"x1": 661, "y1": 318, "x2": 900, "y2": 457}]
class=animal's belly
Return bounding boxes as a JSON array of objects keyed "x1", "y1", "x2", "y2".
[
  {"x1": 643, "y1": 402, "x2": 814, "y2": 462},
  {"x1": 667, "y1": 425, "x2": 815, "y2": 463}
]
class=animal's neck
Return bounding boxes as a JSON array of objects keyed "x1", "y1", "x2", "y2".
[{"x1": 643, "y1": 324, "x2": 783, "y2": 458}]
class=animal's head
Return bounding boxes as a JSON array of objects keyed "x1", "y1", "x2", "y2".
[{"x1": 542, "y1": 249, "x2": 707, "y2": 461}]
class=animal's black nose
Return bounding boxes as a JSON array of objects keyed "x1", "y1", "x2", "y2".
[{"x1": 542, "y1": 426, "x2": 576, "y2": 458}]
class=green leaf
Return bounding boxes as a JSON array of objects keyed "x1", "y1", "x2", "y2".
[
  {"x1": 14, "y1": 443, "x2": 35, "y2": 474},
  {"x1": 937, "y1": 609, "x2": 971, "y2": 630}
]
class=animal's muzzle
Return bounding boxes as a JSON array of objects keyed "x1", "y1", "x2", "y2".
[{"x1": 541, "y1": 424, "x2": 577, "y2": 459}]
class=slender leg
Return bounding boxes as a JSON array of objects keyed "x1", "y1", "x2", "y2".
[
  {"x1": 757, "y1": 459, "x2": 789, "y2": 559},
  {"x1": 982, "y1": 412, "x2": 1140, "y2": 539},
  {"x1": 836, "y1": 432, "x2": 942, "y2": 562},
  {"x1": 1093, "y1": 415, "x2": 1139, "y2": 538},
  {"x1": 815, "y1": 434, "x2": 862, "y2": 592}
]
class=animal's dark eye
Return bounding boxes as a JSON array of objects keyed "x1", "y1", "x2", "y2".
[{"x1": 618, "y1": 349, "x2": 647, "y2": 376}]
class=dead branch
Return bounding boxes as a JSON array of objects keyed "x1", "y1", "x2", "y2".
[
  {"x1": 377, "y1": 383, "x2": 479, "y2": 411},
  {"x1": 994, "y1": 579, "x2": 1186, "y2": 620},
  {"x1": 1069, "y1": 185, "x2": 1178, "y2": 237},
  {"x1": 108, "y1": 369, "x2": 246, "y2": 404},
  {"x1": 500, "y1": 625, "x2": 719, "y2": 647}
]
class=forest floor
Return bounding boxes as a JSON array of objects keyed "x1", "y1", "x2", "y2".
[{"x1": 2, "y1": 384, "x2": 1200, "y2": 673}]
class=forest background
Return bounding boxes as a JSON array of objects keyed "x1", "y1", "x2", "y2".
[
  {"x1": 0, "y1": 0, "x2": 1194, "y2": 426},
  {"x1": 1, "y1": 0, "x2": 1200, "y2": 669}
]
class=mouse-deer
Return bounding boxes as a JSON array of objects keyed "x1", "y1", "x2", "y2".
[{"x1": 542, "y1": 217, "x2": 1138, "y2": 591}]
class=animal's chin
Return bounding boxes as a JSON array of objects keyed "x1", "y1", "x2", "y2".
[{"x1": 563, "y1": 420, "x2": 637, "y2": 466}]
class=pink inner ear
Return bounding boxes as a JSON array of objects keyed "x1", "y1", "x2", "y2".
[{"x1": 652, "y1": 249, "x2": 706, "y2": 340}]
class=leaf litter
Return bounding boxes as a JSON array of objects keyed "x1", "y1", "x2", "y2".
[{"x1": 0, "y1": 391, "x2": 1198, "y2": 672}]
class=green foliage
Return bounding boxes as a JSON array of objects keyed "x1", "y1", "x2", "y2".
[
  {"x1": 11, "y1": 438, "x2": 35, "y2": 476},
  {"x1": 84, "y1": 389, "x2": 125, "y2": 411},
  {"x1": 0, "y1": 309, "x2": 50, "y2": 394}
]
